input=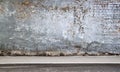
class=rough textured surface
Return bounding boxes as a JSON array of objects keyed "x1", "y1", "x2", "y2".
[{"x1": 0, "y1": 0, "x2": 120, "y2": 55}]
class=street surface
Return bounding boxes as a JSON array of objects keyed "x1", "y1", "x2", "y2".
[{"x1": 0, "y1": 64, "x2": 120, "y2": 72}]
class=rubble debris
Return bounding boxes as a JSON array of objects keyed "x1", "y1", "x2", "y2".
[{"x1": 0, "y1": 49, "x2": 119, "y2": 56}]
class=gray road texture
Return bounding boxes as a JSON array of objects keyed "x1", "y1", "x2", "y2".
[{"x1": 0, "y1": 64, "x2": 120, "y2": 72}]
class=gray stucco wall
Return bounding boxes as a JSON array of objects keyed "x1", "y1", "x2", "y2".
[{"x1": 0, "y1": 0, "x2": 120, "y2": 55}]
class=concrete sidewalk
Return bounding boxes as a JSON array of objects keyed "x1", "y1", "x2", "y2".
[{"x1": 0, "y1": 56, "x2": 120, "y2": 64}]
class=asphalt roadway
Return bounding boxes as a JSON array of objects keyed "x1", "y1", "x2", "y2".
[{"x1": 0, "y1": 64, "x2": 120, "y2": 72}]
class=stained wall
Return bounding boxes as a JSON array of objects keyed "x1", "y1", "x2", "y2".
[{"x1": 0, "y1": 0, "x2": 120, "y2": 55}]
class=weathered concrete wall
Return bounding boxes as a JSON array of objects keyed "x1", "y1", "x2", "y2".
[{"x1": 0, "y1": 0, "x2": 120, "y2": 56}]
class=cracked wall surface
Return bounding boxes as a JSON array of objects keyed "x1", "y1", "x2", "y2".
[{"x1": 0, "y1": 0, "x2": 120, "y2": 56}]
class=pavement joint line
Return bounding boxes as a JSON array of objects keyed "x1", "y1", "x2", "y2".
[{"x1": 0, "y1": 56, "x2": 120, "y2": 64}]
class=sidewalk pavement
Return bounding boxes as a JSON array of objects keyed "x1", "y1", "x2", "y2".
[{"x1": 0, "y1": 56, "x2": 120, "y2": 64}]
